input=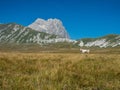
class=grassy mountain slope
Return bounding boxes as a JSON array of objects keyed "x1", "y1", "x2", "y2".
[
  {"x1": 78, "y1": 34, "x2": 120, "y2": 47},
  {"x1": 0, "y1": 23, "x2": 57, "y2": 44}
]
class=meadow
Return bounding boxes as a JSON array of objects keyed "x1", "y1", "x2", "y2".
[{"x1": 0, "y1": 50, "x2": 120, "y2": 90}]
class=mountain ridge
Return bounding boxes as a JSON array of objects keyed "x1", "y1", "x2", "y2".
[
  {"x1": 78, "y1": 34, "x2": 120, "y2": 48},
  {"x1": 0, "y1": 23, "x2": 57, "y2": 44},
  {"x1": 0, "y1": 23, "x2": 74, "y2": 45},
  {"x1": 0, "y1": 19, "x2": 120, "y2": 48}
]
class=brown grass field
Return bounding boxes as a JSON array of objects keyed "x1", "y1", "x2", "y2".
[{"x1": 0, "y1": 48, "x2": 120, "y2": 90}]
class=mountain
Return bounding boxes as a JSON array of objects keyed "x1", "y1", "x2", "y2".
[
  {"x1": 28, "y1": 18, "x2": 69, "y2": 38},
  {"x1": 0, "y1": 23, "x2": 57, "y2": 44},
  {"x1": 0, "y1": 23, "x2": 74, "y2": 44},
  {"x1": 0, "y1": 20, "x2": 119, "y2": 48},
  {"x1": 78, "y1": 34, "x2": 120, "y2": 48}
]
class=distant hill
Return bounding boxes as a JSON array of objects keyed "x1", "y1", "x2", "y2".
[{"x1": 78, "y1": 34, "x2": 120, "y2": 48}]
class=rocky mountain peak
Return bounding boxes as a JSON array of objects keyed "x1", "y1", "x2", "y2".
[{"x1": 28, "y1": 18, "x2": 69, "y2": 39}]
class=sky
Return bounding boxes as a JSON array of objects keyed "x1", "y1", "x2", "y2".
[{"x1": 0, "y1": 0, "x2": 120, "y2": 39}]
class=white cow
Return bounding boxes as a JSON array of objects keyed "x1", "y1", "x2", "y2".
[{"x1": 80, "y1": 49, "x2": 90, "y2": 53}]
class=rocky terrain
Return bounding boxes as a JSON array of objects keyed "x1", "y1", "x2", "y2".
[{"x1": 28, "y1": 18, "x2": 69, "y2": 38}]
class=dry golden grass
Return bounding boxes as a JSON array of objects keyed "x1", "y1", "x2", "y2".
[{"x1": 0, "y1": 52, "x2": 120, "y2": 90}]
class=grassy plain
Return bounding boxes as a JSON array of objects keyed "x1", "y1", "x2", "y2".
[{"x1": 0, "y1": 49, "x2": 120, "y2": 90}]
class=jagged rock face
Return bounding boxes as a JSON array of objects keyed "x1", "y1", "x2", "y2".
[{"x1": 28, "y1": 18, "x2": 69, "y2": 38}]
